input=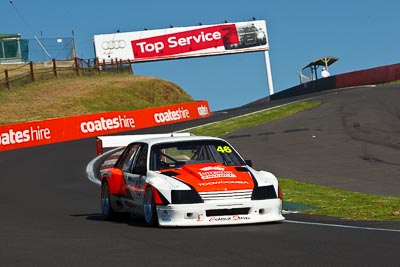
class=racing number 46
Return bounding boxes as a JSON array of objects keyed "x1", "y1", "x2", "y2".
[{"x1": 217, "y1": 146, "x2": 232, "y2": 153}]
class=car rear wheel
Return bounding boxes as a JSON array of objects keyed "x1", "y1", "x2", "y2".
[
  {"x1": 144, "y1": 186, "x2": 158, "y2": 227},
  {"x1": 101, "y1": 182, "x2": 116, "y2": 220}
]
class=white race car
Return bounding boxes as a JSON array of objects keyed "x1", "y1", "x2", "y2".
[{"x1": 92, "y1": 133, "x2": 284, "y2": 227}]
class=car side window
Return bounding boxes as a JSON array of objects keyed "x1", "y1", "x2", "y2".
[
  {"x1": 115, "y1": 143, "x2": 141, "y2": 172},
  {"x1": 130, "y1": 144, "x2": 148, "y2": 174}
]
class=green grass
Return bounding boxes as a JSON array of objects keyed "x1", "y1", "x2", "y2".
[
  {"x1": 382, "y1": 79, "x2": 400, "y2": 85},
  {"x1": 280, "y1": 178, "x2": 400, "y2": 221},
  {"x1": 76, "y1": 77, "x2": 193, "y2": 113},
  {"x1": 0, "y1": 74, "x2": 193, "y2": 124},
  {"x1": 186, "y1": 101, "x2": 400, "y2": 221}
]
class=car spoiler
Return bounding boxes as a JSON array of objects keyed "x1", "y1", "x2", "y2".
[{"x1": 95, "y1": 132, "x2": 192, "y2": 155}]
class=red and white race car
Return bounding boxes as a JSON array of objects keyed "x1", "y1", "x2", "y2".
[{"x1": 91, "y1": 133, "x2": 284, "y2": 227}]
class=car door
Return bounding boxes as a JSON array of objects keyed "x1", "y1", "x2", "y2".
[{"x1": 123, "y1": 144, "x2": 148, "y2": 213}]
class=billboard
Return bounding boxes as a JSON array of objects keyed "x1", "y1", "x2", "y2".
[{"x1": 94, "y1": 20, "x2": 269, "y2": 62}]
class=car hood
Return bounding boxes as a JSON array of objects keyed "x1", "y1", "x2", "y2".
[{"x1": 162, "y1": 163, "x2": 254, "y2": 192}]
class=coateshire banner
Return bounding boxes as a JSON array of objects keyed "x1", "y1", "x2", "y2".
[
  {"x1": 94, "y1": 20, "x2": 268, "y2": 62},
  {"x1": 0, "y1": 101, "x2": 210, "y2": 152}
]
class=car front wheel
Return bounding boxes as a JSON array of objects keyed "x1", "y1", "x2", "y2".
[{"x1": 143, "y1": 186, "x2": 159, "y2": 227}]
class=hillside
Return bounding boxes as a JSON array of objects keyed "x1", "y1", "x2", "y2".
[{"x1": 0, "y1": 73, "x2": 194, "y2": 125}]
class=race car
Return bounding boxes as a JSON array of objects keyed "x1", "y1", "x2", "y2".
[{"x1": 94, "y1": 133, "x2": 284, "y2": 227}]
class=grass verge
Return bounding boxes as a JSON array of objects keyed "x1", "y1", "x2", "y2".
[
  {"x1": 0, "y1": 74, "x2": 193, "y2": 125},
  {"x1": 280, "y1": 178, "x2": 400, "y2": 221},
  {"x1": 187, "y1": 101, "x2": 400, "y2": 221}
]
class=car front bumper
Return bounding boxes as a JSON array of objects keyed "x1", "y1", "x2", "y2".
[{"x1": 156, "y1": 198, "x2": 284, "y2": 227}]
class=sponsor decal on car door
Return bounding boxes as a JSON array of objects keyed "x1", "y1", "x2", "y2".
[{"x1": 124, "y1": 173, "x2": 145, "y2": 206}]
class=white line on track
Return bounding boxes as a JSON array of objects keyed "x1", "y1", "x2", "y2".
[{"x1": 285, "y1": 220, "x2": 400, "y2": 233}]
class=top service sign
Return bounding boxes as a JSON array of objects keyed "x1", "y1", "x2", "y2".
[{"x1": 94, "y1": 20, "x2": 269, "y2": 62}]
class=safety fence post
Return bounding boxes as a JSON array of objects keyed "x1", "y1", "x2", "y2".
[
  {"x1": 52, "y1": 59, "x2": 57, "y2": 78},
  {"x1": 4, "y1": 69, "x2": 10, "y2": 89},
  {"x1": 128, "y1": 59, "x2": 133, "y2": 74},
  {"x1": 74, "y1": 57, "x2": 80, "y2": 76},
  {"x1": 29, "y1": 61, "x2": 35, "y2": 82}
]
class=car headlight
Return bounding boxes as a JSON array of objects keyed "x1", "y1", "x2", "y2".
[
  {"x1": 251, "y1": 185, "x2": 278, "y2": 200},
  {"x1": 171, "y1": 190, "x2": 203, "y2": 204}
]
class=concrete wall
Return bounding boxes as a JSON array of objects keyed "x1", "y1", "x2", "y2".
[
  {"x1": 270, "y1": 63, "x2": 400, "y2": 101},
  {"x1": 336, "y1": 63, "x2": 400, "y2": 88}
]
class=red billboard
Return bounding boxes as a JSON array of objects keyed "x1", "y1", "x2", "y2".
[{"x1": 0, "y1": 101, "x2": 210, "y2": 152}]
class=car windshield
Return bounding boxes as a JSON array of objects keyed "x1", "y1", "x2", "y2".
[
  {"x1": 238, "y1": 25, "x2": 258, "y2": 34},
  {"x1": 150, "y1": 140, "x2": 246, "y2": 171}
]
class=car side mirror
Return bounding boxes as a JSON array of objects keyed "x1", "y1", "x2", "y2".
[{"x1": 245, "y1": 160, "x2": 253, "y2": 167}]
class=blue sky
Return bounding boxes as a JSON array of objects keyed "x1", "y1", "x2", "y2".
[{"x1": 2, "y1": 0, "x2": 400, "y2": 111}]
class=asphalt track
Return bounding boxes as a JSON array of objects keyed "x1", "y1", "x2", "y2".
[
  {"x1": 0, "y1": 85, "x2": 399, "y2": 266},
  {"x1": 224, "y1": 85, "x2": 400, "y2": 197}
]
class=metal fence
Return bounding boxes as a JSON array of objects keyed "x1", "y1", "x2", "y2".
[
  {"x1": 0, "y1": 57, "x2": 133, "y2": 89},
  {"x1": 0, "y1": 36, "x2": 76, "y2": 64}
]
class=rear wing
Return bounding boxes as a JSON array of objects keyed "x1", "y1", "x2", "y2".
[{"x1": 95, "y1": 132, "x2": 192, "y2": 155}]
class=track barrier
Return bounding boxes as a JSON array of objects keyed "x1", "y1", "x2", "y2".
[{"x1": 0, "y1": 100, "x2": 210, "y2": 152}]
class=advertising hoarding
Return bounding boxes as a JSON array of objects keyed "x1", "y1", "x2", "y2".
[
  {"x1": 94, "y1": 20, "x2": 269, "y2": 62},
  {"x1": 0, "y1": 101, "x2": 210, "y2": 152}
]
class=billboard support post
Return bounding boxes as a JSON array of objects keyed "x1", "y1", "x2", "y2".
[{"x1": 264, "y1": 50, "x2": 274, "y2": 96}]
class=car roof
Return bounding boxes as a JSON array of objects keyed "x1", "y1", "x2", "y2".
[
  {"x1": 138, "y1": 135, "x2": 224, "y2": 146},
  {"x1": 97, "y1": 134, "x2": 228, "y2": 152}
]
